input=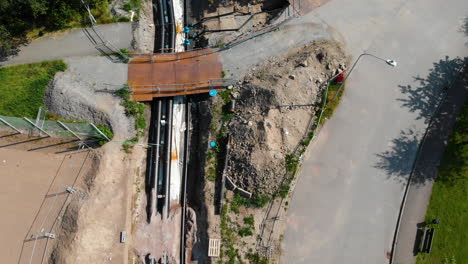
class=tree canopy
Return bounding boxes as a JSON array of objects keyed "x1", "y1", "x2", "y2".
[{"x1": 0, "y1": 0, "x2": 112, "y2": 58}]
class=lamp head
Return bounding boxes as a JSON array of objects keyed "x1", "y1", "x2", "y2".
[{"x1": 386, "y1": 59, "x2": 397, "y2": 67}]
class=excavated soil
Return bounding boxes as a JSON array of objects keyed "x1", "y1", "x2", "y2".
[{"x1": 227, "y1": 40, "x2": 349, "y2": 195}]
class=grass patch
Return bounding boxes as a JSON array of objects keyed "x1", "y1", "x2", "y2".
[
  {"x1": 416, "y1": 101, "x2": 468, "y2": 264},
  {"x1": 0, "y1": 60, "x2": 67, "y2": 118},
  {"x1": 231, "y1": 193, "x2": 272, "y2": 212},
  {"x1": 95, "y1": 124, "x2": 114, "y2": 145},
  {"x1": 219, "y1": 205, "x2": 239, "y2": 264},
  {"x1": 246, "y1": 253, "x2": 269, "y2": 264},
  {"x1": 285, "y1": 154, "x2": 299, "y2": 176},
  {"x1": 322, "y1": 82, "x2": 345, "y2": 123},
  {"x1": 115, "y1": 85, "x2": 146, "y2": 152},
  {"x1": 205, "y1": 150, "x2": 218, "y2": 182},
  {"x1": 122, "y1": 0, "x2": 143, "y2": 17}
]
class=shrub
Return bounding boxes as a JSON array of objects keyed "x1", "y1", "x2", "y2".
[
  {"x1": 278, "y1": 183, "x2": 290, "y2": 198},
  {"x1": 243, "y1": 215, "x2": 254, "y2": 226},
  {"x1": 285, "y1": 154, "x2": 299, "y2": 175},
  {"x1": 238, "y1": 227, "x2": 253, "y2": 237}
]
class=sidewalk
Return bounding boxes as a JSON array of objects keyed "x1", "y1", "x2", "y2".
[{"x1": 392, "y1": 65, "x2": 468, "y2": 264}]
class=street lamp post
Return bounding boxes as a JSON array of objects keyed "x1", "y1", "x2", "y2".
[{"x1": 332, "y1": 53, "x2": 397, "y2": 100}]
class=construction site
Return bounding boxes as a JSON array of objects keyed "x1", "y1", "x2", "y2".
[
  {"x1": 1, "y1": 0, "x2": 347, "y2": 263},
  {"x1": 3, "y1": 0, "x2": 468, "y2": 263}
]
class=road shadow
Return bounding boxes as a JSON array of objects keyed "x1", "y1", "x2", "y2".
[
  {"x1": 397, "y1": 56, "x2": 466, "y2": 123},
  {"x1": 376, "y1": 59, "x2": 467, "y2": 185}
]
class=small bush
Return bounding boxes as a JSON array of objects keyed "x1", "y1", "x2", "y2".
[
  {"x1": 251, "y1": 194, "x2": 271, "y2": 208},
  {"x1": 231, "y1": 193, "x2": 271, "y2": 209},
  {"x1": 219, "y1": 89, "x2": 232, "y2": 104},
  {"x1": 136, "y1": 113, "x2": 146, "y2": 130},
  {"x1": 122, "y1": 143, "x2": 133, "y2": 153},
  {"x1": 115, "y1": 86, "x2": 131, "y2": 100},
  {"x1": 278, "y1": 183, "x2": 290, "y2": 198},
  {"x1": 121, "y1": 0, "x2": 142, "y2": 15},
  {"x1": 238, "y1": 227, "x2": 253, "y2": 237},
  {"x1": 246, "y1": 253, "x2": 269, "y2": 264},
  {"x1": 243, "y1": 215, "x2": 254, "y2": 226},
  {"x1": 96, "y1": 124, "x2": 113, "y2": 140},
  {"x1": 285, "y1": 154, "x2": 299, "y2": 175}
]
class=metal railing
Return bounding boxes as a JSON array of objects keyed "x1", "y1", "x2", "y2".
[
  {"x1": 130, "y1": 79, "x2": 236, "y2": 94},
  {"x1": 0, "y1": 114, "x2": 109, "y2": 141}
]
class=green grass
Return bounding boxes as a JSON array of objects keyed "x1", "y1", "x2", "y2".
[
  {"x1": 416, "y1": 101, "x2": 468, "y2": 264},
  {"x1": 0, "y1": 60, "x2": 67, "y2": 118},
  {"x1": 115, "y1": 85, "x2": 146, "y2": 148},
  {"x1": 122, "y1": 0, "x2": 143, "y2": 16}
]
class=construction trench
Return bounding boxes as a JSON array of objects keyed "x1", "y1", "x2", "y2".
[{"x1": 131, "y1": 0, "x2": 310, "y2": 263}]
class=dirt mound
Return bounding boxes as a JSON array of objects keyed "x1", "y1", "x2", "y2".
[
  {"x1": 227, "y1": 40, "x2": 348, "y2": 195},
  {"x1": 46, "y1": 56, "x2": 134, "y2": 139}
]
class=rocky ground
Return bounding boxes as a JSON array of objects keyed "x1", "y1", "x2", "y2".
[
  {"x1": 227, "y1": 40, "x2": 348, "y2": 195},
  {"x1": 131, "y1": 0, "x2": 155, "y2": 53}
]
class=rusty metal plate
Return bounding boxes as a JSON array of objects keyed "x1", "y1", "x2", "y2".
[{"x1": 128, "y1": 49, "x2": 223, "y2": 101}]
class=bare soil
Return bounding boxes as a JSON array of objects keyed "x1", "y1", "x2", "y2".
[
  {"x1": 0, "y1": 133, "x2": 94, "y2": 264},
  {"x1": 228, "y1": 40, "x2": 349, "y2": 195},
  {"x1": 193, "y1": 40, "x2": 348, "y2": 264}
]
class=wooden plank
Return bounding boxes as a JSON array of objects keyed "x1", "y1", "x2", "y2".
[{"x1": 208, "y1": 238, "x2": 221, "y2": 257}]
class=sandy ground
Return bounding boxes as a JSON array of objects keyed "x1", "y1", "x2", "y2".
[
  {"x1": 50, "y1": 141, "x2": 147, "y2": 264},
  {"x1": 0, "y1": 128, "x2": 147, "y2": 264},
  {"x1": 0, "y1": 133, "x2": 91, "y2": 264}
]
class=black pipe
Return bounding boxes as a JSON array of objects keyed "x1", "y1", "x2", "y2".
[
  {"x1": 167, "y1": 0, "x2": 176, "y2": 50},
  {"x1": 153, "y1": 99, "x2": 162, "y2": 216},
  {"x1": 145, "y1": 100, "x2": 158, "y2": 223},
  {"x1": 155, "y1": 0, "x2": 165, "y2": 53}
]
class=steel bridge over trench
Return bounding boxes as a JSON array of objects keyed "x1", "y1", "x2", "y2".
[{"x1": 128, "y1": 49, "x2": 226, "y2": 101}]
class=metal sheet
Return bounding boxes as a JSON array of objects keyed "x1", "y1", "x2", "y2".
[{"x1": 128, "y1": 49, "x2": 223, "y2": 101}]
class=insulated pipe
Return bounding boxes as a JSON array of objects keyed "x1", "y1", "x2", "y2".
[
  {"x1": 180, "y1": 98, "x2": 190, "y2": 264},
  {"x1": 163, "y1": 98, "x2": 173, "y2": 219}
]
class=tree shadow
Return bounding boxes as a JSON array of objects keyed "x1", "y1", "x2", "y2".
[
  {"x1": 375, "y1": 129, "x2": 421, "y2": 184},
  {"x1": 460, "y1": 15, "x2": 468, "y2": 46},
  {"x1": 376, "y1": 60, "x2": 468, "y2": 185},
  {"x1": 397, "y1": 56, "x2": 466, "y2": 123}
]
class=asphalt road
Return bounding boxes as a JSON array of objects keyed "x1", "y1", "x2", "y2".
[
  {"x1": 281, "y1": 1, "x2": 468, "y2": 264},
  {"x1": 1, "y1": 23, "x2": 133, "y2": 67}
]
